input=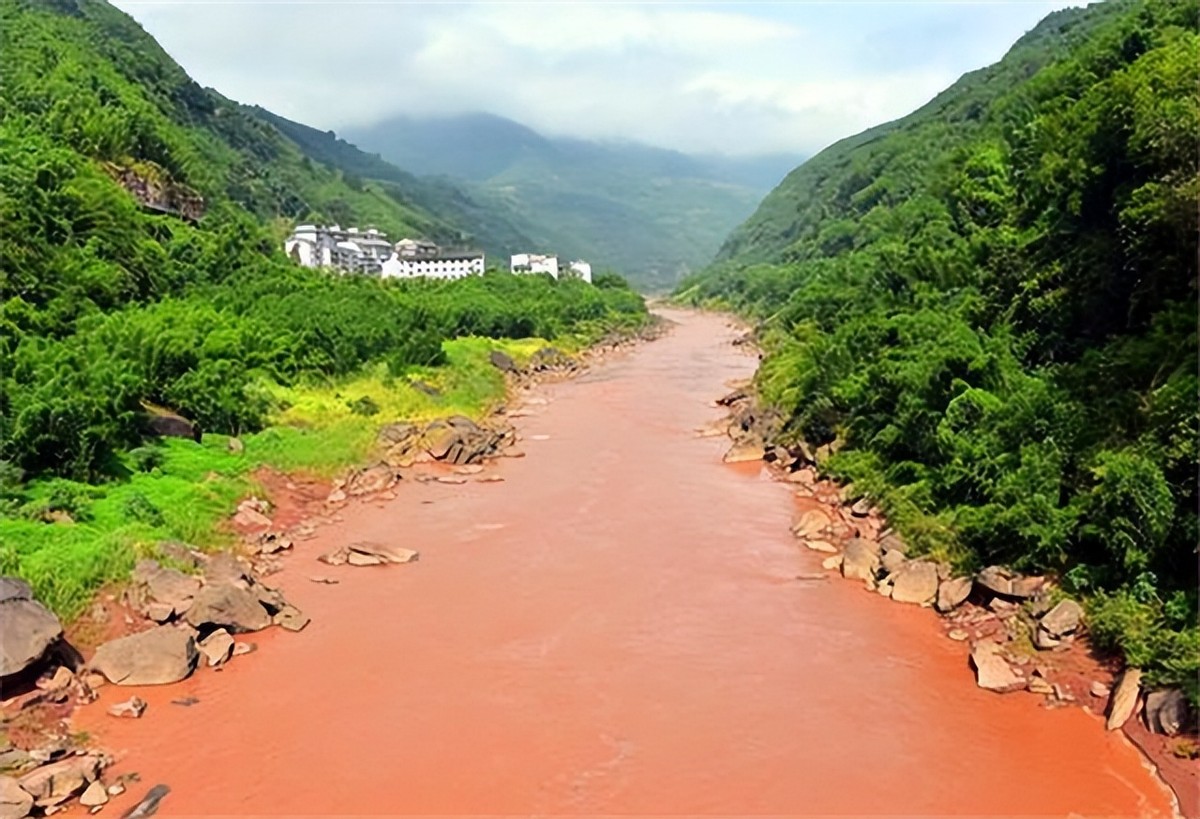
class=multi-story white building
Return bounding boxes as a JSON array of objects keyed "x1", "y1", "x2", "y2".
[
  {"x1": 285, "y1": 225, "x2": 394, "y2": 275},
  {"x1": 285, "y1": 227, "x2": 484, "y2": 279},
  {"x1": 565, "y1": 260, "x2": 593, "y2": 283},
  {"x1": 511, "y1": 253, "x2": 559, "y2": 278},
  {"x1": 381, "y1": 238, "x2": 485, "y2": 280}
]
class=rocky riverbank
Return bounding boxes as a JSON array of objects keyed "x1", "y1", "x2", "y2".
[
  {"x1": 710, "y1": 368, "x2": 1198, "y2": 818},
  {"x1": 0, "y1": 320, "x2": 670, "y2": 819}
]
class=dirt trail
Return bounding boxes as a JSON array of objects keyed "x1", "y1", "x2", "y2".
[{"x1": 79, "y1": 309, "x2": 1176, "y2": 817}]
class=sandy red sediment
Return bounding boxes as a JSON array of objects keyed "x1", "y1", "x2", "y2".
[{"x1": 72, "y1": 309, "x2": 1184, "y2": 818}]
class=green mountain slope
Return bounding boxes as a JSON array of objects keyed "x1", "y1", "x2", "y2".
[
  {"x1": 250, "y1": 107, "x2": 534, "y2": 258},
  {"x1": 0, "y1": 0, "x2": 647, "y2": 614},
  {"x1": 344, "y1": 113, "x2": 802, "y2": 292},
  {"x1": 680, "y1": 0, "x2": 1198, "y2": 690}
]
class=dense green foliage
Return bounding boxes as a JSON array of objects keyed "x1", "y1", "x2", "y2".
[
  {"x1": 345, "y1": 112, "x2": 803, "y2": 292},
  {"x1": 0, "y1": 0, "x2": 647, "y2": 613},
  {"x1": 679, "y1": 0, "x2": 1198, "y2": 691}
]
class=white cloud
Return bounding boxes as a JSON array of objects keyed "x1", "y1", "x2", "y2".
[{"x1": 110, "y1": 0, "x2": 1079, "y2": 157}]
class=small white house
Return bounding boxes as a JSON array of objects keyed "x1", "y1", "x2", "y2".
[
  {"x1": 565, "y1": 260, "x2": 592, "y2": 283},
  {"x1": 511, "y1": 253, "x2": 560, "y2": 279}
]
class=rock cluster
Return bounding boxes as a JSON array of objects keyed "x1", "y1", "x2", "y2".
[
  {"x1": 0, "y1": 579, "x2": 63, "y2": 681},
  {"x1": 714, "y1": 382, "x2": 1195, "y2": 743}
]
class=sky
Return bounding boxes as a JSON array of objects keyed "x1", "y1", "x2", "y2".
[{"x1": 109, "y1": 0, "x2": 1082, "y2": 157}]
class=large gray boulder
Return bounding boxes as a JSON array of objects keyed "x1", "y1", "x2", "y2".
[
  {"x1": 935, "y1": 576, "x2": 973, "y2": 613},
  {"x1": 1105, "y1": 668, "x2": 1142, "y2": 730},
  {"x1": 841, "y1": 538, "x2": 880, "y2": 582},
  {"x1": 16, "y1": 755, "x2": 101, "y2": 808},
  {"x1": 1143, "y1": 688, "x2": 1190, "y2": 736},
  {"x1": 0, "y1": 774, "x2": 33, "y2": 819},
  {"x1": 970, "y1": 640, "x2": 1026, "y2": 693},
  {"x1": 1038, "y1": 600, "x2": 1083, "y2": 639},
  {"x1": 185, "y1": 584, "x2": 272, "y2": 633},
  {"x1": 91, "y1": 626, "x2": 197, "y2": 686},
  {"x1": 889, "y1": 561, "x2": 938, "y2": 605},
  {"x1": 0, "y1": 579, "x2": 63, "y2": 679}
]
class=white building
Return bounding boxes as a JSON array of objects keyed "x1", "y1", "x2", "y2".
[
  {"x1": 511, "y1": 253, "x2": 560, "y2": 279},
  {"x1": 381, "y1": 238, "x2": 485, "y2": 280},
  {"x1": 565, "y1": 260, "x2": 592, "y2": 283},
  {"x1": 285, "y1": 225, "x2": 393, "y2": 275}
]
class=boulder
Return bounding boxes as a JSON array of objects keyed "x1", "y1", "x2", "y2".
[
  {"x1": 204, "y1": 553, "x2": 252, "y2": 588},
  {"x1": 0, "y1": 775, "x2": 32, "y2": 819},
  {"x1": 107, "y1": 696, "x2": 147, "y2": 719},
  {"x1": 1105, "y1": 668, "x2": 1142, "y2": 730},
  {"x1": 185, "y1": 584, "x2": 272, "y2": 633},
  {"x1": 226, "y1": 437, "x2": 245, "y2": 455},
  {"x1": 345, "y1": 463, "x2": 398, "y2": 496},
  {"x1": 143, "y1": 408, "x2": 201, "y2": 442},
  {"x1": 16, "y1": 755, "x2": 101, "y2": 807},
  {"x1": 377, "y1": 422, "x2": 419, "y2": 448},
  {"x1": 91, "y1": 627, "x2": 197, "y2": 686},
  {"x1": 791, "y1": 509, "x2": 832, "y2": 540},
  {"x1": 804, "y1": 540, "x2": 838, "y2": 554},
  {"x1": 1038, "y1": 600, "x2": 1083, "y2": 639},
  {"x1": 849, "y1": 498, "x2": 872, "y2": 518},
  {"x1": 879, "y1": 533, "x2": 908, "y2": 554},
  {"x1": 970, "y1": 640, "x2": 1026, "y2": 693},
  {"x1": 273, "y1": 605, "x2": 310, "y2": 632},
  {"x1": 1033, "y1": 629, "x2": 1062, "y2": 650},
  {"x1": 79, "y1": 781, "x2": 108, "y2": 808},
  {"x1": 197, "y1": 629, "x2": 234, "y2": 667},
  {"x1": 0, "y1": 583, "x2": 63, "y2": 678},
  {"x1": 141, "y1": 567, "x2": 201, "y2": 618},
  {"x1": 840, "y1": 538, "x2": 880, "y2": 582},
  {"x1": 1143, "y1": 688, "x2": 1190, "y2": 736},
  {"x1": 723, "y1": 439, "x2": 765, "y2": 464},
  {"x1": 328, "y1": 542, "x2": 420, "y2": 566},
  {"x1": 879, "y1": 549, "x2": 907, "y2": 575},
  {"x1": 1090, "y1": 680, "x2": 1111, "y2": 699},
  {"x1": 821, "y1": 555, "x2": 842, "y2": 571},
  {"x1": 935, "y1": 576, "x2": 973, "y2": 613},
  {"x1": 489, "y1": 350, "x2": 517, "y2": 372},
  {"x1": 976, "y1": 566, "x2": 1038, "y2": 600},
  {"x1": 889, "y1": 561, "x2": 939, "y2": 605},
  {"x1": 232, "y1": 505, "x2": 271, "y2": 530}
]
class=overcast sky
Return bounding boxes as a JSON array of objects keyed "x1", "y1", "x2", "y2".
[{"x1": 110, "y1": 0, "x2": 1080, "y2": 157}]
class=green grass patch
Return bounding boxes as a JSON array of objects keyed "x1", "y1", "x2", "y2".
[{"x1": 0, "y1": 335, "x2": 558, "y2": 620}]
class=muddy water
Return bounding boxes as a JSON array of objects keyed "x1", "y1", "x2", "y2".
[{"x1": 81, "y1": 309, "x2": 1174, "y2": 818}]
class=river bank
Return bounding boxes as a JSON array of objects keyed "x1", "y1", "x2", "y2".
[{"x1": 5, "y1": 308, "x2": 1181, "y2": 817}]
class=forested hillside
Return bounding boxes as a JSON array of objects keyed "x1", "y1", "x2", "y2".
[
  {"x1": 678, "y1": 0, "x2": 1198, "y2": 691},
  {"x1": 0, "y1": 0, "x2": 646, "y2": 614}
]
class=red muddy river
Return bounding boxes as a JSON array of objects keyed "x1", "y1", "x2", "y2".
[{"x1": 81, "y1": 309, "x2": 1174, "y2": 818}]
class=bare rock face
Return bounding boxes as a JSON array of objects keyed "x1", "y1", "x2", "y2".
[
  {"x1": 1105, "y1": 668, "x2": 1143, "y2": 730},
  {"x1": 0, "y1": 579, "x2": 63, "y2": 679},
  {"x1": 841, "y1": 538, "x2": 880, "y2": 582},
  {"x1": 970, "y1": 640, "x2": 1026, "y2": 693},
  {"x1": 16, "y1": 755, "x2": 101, "y2": 808},
  {"x1": 889, "y1": 561, "x2": 939, "y2": 605},
  {"x1": 0, "y1": 774, "x2": 33, "y2": 819},
  {"x1": 1143, "y1": 688, "x2": 1190, "y2": 736},
  {"x1": 935, "y1": 576, "x2": 973, "y2": 613},
  {"x1": 185, "y1": 584, "x2": 272, "y2": 633},
  {"x1": 91, "y1": 626, "x2": 198, "y2": 686}
]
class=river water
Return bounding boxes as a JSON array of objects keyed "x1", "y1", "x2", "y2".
[{"x1": 81, "y1": 309, "x2": 1174, "y2": 818}]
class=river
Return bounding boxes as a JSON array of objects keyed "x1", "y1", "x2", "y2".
[{"x1": 80, "y1": 308, "x2": 1174, "y2": 818}]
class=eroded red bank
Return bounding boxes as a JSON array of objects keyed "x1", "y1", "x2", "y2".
[{"x1": 78, "y1": 309, "x2": 1177, "y2": 818}]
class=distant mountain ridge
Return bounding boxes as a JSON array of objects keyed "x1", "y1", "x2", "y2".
[{"x1": 344, "y1": 113, "x2": 802, "y2": 291}]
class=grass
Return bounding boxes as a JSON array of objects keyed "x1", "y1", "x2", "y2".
[{"x1": 0, "y1": 336, "x2": 555, "y2": 620}]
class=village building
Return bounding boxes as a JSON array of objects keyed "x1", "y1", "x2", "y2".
[
  {"x1": 285, "y1": 225, "x2": 394, "y2": 275},
  {"x1": 381, "y1": 238, "x2": 485, "y2": 280},
  {"x1": 511, "y1": 253, "x2": 593, "y2": 283}
]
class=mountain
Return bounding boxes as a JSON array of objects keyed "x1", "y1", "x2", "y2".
[
  {"x1": 344, "y1": 113, "x2": 802, "y2": 291},
  {"x1": 249, "y1": 108, "x2": 534, "y2": 258},
  {"x1": 679, "y1": 0, "x2": 1198, "y2": 690}
]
